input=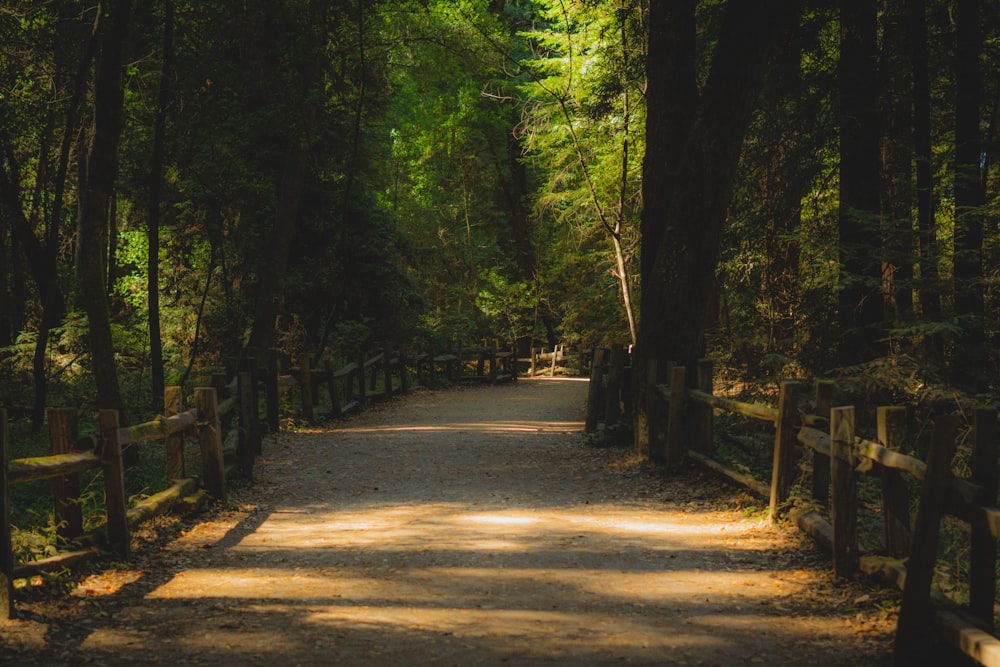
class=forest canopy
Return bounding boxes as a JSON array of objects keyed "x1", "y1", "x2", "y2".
[{"x1": 1, "y1": 0, "x2": 998, "y2": 428}]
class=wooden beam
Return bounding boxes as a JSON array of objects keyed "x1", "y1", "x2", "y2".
[
  {"x1": 687, "y1": 389, "x2": 779, "y2": 423},
  {"x1": 8, "y1": 452, "x2": 102, "y2": 485}
]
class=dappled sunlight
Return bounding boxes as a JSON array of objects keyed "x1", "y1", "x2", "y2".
[{"x1": 231, "y1": 502, "x2": 778, "y2": 556}]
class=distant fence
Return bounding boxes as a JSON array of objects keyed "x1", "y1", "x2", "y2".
[{"x1": 586, "y1": 349, "x2": 1000, "y2": 666}]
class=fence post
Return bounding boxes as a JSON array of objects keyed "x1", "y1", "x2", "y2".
[
  {"x1": 48, "y1": 408, "x2": 83, "y2": 539},
  {"x1": 831, "y1": 406, "x2": 858, "y2": 577},
  {"x1": 812, "y1": 381, "x2": 836, "y2": 508},
  {"x1": 195, "y1": 388, "x2": 227, "y2": 501},
  {"x1": 695, "y1": 359, "x2": 714, "y2": 453},
  {"x1": 1, "y1": 409, "x2": 13, "y2": 620},
  {"x1": 636, "y1": 357, "x2": 658, "y2": 461},
  {"x1": 551, "y1": 344, "x2": 559, "y2": 377},
  {"x1": 356, "y1": 348, "x2": 368, "y2": 406},
  {"x1": 769, "y1": 381, "x2": 800, "y2": 522},
  {"x1": 325, "y1": 360, "x2": 343, "y2": 417},
  {"x1": 970, "y1": 408, "x2": 998, "y2": 629},
  {"x1": 98, "y1": 410, "x2": 130, "y2": 558},
  {"x1": 299, "y1": 353, "x2": 314, "y2": 422},
  {"x1": 877, "y1": 406, "x2": 912, "y2": 557},
  {"x1": 604, "y1": 344, "x2": 625, "y2": 428},
  {"x1": 241, "y1": 356, "x2": 262, "y2": 455},
  {"x1": 164, "y1": 387, "x2": 184, "y2": 480},
  {"x1": 399, "y1": 345, "x2": 410, "y2": 393},
  {"x1": 383, "y1": 341, "x2": 394, "y2": 397},
  {"x1": 893, "y1": 415, "x2": 958, "y2": 665},
  {"x1": 238, "y1": 371, "x2": 255, "y2": 480},
  {"x1": 584, "y1": 347, "x2": 608, "y2": 433},
  {"x1": 265, "y1": 348, "x2": 280, "y2": 433},
  {"x1": 665, "y1": 365, "x2": 687, "y2": 471}
]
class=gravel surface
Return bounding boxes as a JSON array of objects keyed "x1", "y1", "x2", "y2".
[{"x1": 2, "y1": 377, "x2": 896, "y2": 665}]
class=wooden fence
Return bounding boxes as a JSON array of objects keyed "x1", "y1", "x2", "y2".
[
  {"x1": 0, "y1": 384, "x2": 243, "y2": 621},
  {"x1": 1, "y1": 336, "x2": 520, "y2": 620},
  {"x1": 586, "y1": 350, "x2": 1000, "y2": 666},
  {"x1": 255, "y1": 340, "x2": 519, "y2": 425}
]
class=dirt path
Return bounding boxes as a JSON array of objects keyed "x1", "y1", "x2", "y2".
[{"x1": 3, "y1": 378, "x2": 896, "y2": 665}]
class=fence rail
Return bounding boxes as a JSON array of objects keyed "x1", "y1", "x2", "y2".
[{"x1": 586, "y1": 349, "x2": 1000, "y2": 666}]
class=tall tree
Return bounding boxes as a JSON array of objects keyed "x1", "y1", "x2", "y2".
[
  {"x1": 146, "y1": 0, "x2": 175, "y2": 411},
  {"x1": 952, "y1": 0, "x2": 985, "y2": 390},
  {"x1": 75, "y1": 0, "x2": 132, "y2": 417},
  {"x1": 880, "y1": 0, "x2": 914, "y2": 330},
  {"x1": 637, "y1": 0, "x2": 799, "y2": 459},
  {"x1": 911, "y1": 0, "x2": 942, "y2": 362},
  {"x1": 837, "y1": 0, "x2": 883, "y2": 367}
]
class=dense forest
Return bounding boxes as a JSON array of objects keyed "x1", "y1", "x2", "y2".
[{"x1": 1, "y1": 0, "x2": 998, "y2": 439}]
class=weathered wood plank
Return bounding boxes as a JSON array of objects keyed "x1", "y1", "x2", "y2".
[
  {"x1": 877, "y1": 406, "x2": 912, "y2": 558},
  {"x1": 665, "y1": 366, "x2": 687, "y2": 472},
  {"x1": 48, "y1": 408, "x2": 83, "y2": 540},
  {"x1": 116, "y1": 408, "x2": 198, "y2": 446},
  {"x1": 195, "y1": 388, "x2": 226, "y2": 501},
  {"x1": 893, "y1": 415, "x2": 958, "y2": 666},
  {"x1": 687, "y1": 389, "x2": 779, "y2": 423},
  {"x1": 126, "y1": 478, "x2": 199, "y2": 529},
  {"x1": 797, "y1": 425, "x2": 831, "y2": 456},
  {"x1": 856, "y1": 438, "x2": 926, "y2": 478},
  {"x1": 8, "y1": 452, "x2": 102, "y2": 485},
  {"x1": 99, "y1": 410, "x2": 130, "y2": 558},
  {"x1": 164, "y1": 387, "x2": 185, "y2": 481},
  {"x1": 831, "y1": 406, "x2": 858, "y2": 577},
  {"x1": 769, "y1": 382, "x2": 800, "y2": 521},
  {"x1": 12, "y1": 548, "x2": 100, "y2": 580},
  {"x1": 796, "y1": 510, "x2": 833, "y2": 552}
]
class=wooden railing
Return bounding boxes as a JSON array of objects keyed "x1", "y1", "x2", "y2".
[
  {"x1": 1, "y1": 335, "x2": 521, "y2": 620},
  {"x1": 247, "y1": 340, "x2": 519, "y2": 426},
  {"x1": 586, "y1": 350, "x2": 1000, "y2": 666},
  {"x1": 0, "y1": 384, "x2": 241, "y2": 620}
]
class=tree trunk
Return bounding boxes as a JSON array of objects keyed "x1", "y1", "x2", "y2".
[
  {"x1": 911, "y1": 0, "x2": 943, "y2": 362},
  {"x1": 75, "y1": 0, "x2": 132, "y2": 418},
  {"x1": 633, "y1": 0, "x2": 697, "y2": 455},
  {"x1": 952, "y1": 0, "x2": 984, "y2": 390},
  {"x1": 880, "y1": 0, "x2": 914, "y2": 330},
  {"x1": 147, "y1": 0, "x2": 174, "y2": 412},
  {"x1": 838, "y1": 0, "x2": 884, "y2": 367},
  {"x1": 641, "y1": 0, "x2": 800, "y2": 376},
  {"x1": 0, "y1": 144, "x2": 68, "y2": 427}
]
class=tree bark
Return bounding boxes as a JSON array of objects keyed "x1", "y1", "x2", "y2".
[
  {"x1": 641, "y1": 0, "x2": 800, "y2": 376},
  {"x1": 880, "y1": 0, "x2": 914, "y2": 329},
  {"x1": 952, "y1": 0, "x2": 984, "y2": 390},
  {"x1": 75, "y1": 0, "x2": 132, "y2": 418},
  {"x1": 838, "y1": 0, "x2": 884, "y2": 366},
  {"x1": 911, "y1": 0, "x2": 943, "y2": 362},
  {"x1": 147, "y1": 0, "x2": 174, "y2": 412}
]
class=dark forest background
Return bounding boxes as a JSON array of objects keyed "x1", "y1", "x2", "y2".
[{"x1": 1, "y1": 0, "x2": 998, "y2": 433}]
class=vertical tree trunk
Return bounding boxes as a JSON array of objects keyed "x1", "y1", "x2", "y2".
[
  {"x1": 880, "y1": 0, "x2": 914, "y2": 329},
  {"x1": 147, "y1": 0, "x2": 174, "y2": 412},
  {"x1": 952, "y1": 0, "x2": 984, "y2": 390},
  {"x1": 911, "y1": 0, "x2": 943, "y2": 362},
  {"x1": 75, "y1": 0, "x2": 132, "y2": 418},
  {"x1": 838, "y1": 0, "x2": 884, "y2": 366},
  {"x1": 642, "y1": 0, "x2": 800, "y2": 375}
]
